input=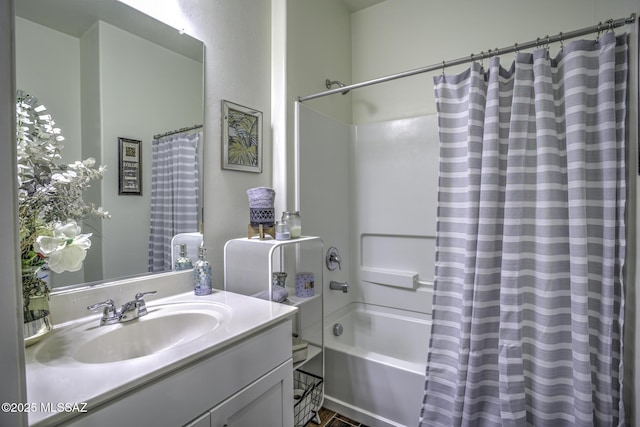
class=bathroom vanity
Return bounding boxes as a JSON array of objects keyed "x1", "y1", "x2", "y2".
[{"x1": 25, "y1": 289, "x2": 297, "y2": 426}]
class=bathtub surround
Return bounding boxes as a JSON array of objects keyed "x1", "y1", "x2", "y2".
[
  {"x1": 421, "y1": 32, "x2": 628, "y2": 425},
  {"x1": 298, "y1": 104, "x2": 435, "y2": 426}
]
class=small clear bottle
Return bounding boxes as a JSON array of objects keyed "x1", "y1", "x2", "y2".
[
  {"x1": 275, "y1": 221, "x2": 290, "y2": 240},
  {"x1": 193, "y1": 246, "x2": 212, "y2": 296},
  {"x1": 174, "y1": 243, "x2": 193, "y2": 270},
  {"x1": 282, "y1": 211, "x2": 301, "y2": 238}
]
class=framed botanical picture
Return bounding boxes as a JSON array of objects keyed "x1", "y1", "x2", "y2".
[
  {"x1": 118, "y1": 137, "x2": 142, "y2": 195},
  {"x1": 222, "y1": 100, "x2": 263, "y2": 173}
]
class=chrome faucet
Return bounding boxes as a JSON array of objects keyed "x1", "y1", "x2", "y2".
[
  {"x1": 329, "y1": 280, "x2": 349, "y2": 293},
  {"x1": 87, "y1": 299, "x2": 119, "y2": 326},
  {"x1": 88, "y1": 291, "x2": 158, "y2": 326}
]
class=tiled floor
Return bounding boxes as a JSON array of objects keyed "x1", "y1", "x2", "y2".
[{"x1": 306, "y1": 407, "x2": 370, "y2": 427}]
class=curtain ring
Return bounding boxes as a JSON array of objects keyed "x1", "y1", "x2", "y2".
[
  {"x1": 559, "y1": 32, "x2": 564, "y2": 51},
  {"x1": 607, "y1": 18, "x2": 614, "y2": 32},
  {"x1": 480, "y1": 51, "x2": 484, "y2": 68},
  {"x1": 544, "y1": 35, "x2": 550, "y2": 49},
  {"x1": 596, "y1": 21, "x2": 602, "y2": 43},
  {"x1": 514, "y1": 42, "x2": 519, "y2": 53},
  {"x1": 442, "y1": 60, "x2": 446, "y2": 75}
]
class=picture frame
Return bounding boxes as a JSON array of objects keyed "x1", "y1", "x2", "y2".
[
  {"x1": 222, "y1": 100, "x2": 263, "y2": 173},
  {"x1": 118, "y1": 137, "x2": 142, "y2": 195}
]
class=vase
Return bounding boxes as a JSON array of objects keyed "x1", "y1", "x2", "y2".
[{"x1": 22, "y1": 269, "x2": 53, "y2": 346}]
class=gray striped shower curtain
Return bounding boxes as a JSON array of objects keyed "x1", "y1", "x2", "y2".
[
  {"x1": 148, "y1": 131, "x2": 200, "y2": 272},
  {"x1": 420, "y1": 31, "x2": 628, "y2": 426}
]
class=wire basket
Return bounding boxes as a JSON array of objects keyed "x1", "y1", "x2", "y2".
[{"x1": 293, "y1": 370, "x2": 323, "y2": 427}]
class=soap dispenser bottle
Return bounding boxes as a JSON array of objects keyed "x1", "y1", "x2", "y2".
[
  {"x1": 193, "y1": 245, "x2": 212, "y2": 296},
  {"x1": 174, "y1": 243, "x2": 193, "y2": 270}
]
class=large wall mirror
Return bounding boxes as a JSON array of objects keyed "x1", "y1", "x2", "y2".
[{"x1": 16, "y1": 0, "x2": 204, "y2": 289}]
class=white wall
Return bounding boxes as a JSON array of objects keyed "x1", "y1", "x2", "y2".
[
  {"x1": 80, "y1": 22, "x2": 103, "y2": 283},
  {"x1": 351, "y1": 0, "x2": 639, "y2": 123},
  {"x1": 15, "y1": 17, "x2": 81, "y2": 164}
]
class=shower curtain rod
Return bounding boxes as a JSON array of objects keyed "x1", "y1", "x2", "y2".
[
  {"x1": 153, "y1": 124, "x2": 203, "y2": 140},
  {"x1": 298, "y1": 13, "x2": 636, "y2": 102}
]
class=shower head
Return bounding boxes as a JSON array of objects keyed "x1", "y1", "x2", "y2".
[{"x1": 325, "y1": 79, "x2": 350, "y2": 95}]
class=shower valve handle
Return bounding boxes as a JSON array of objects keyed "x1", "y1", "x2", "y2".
[{"x1": 326, "y1": 247, "x2": 342, "y2": 271}]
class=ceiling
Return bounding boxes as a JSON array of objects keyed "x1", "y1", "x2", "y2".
[
  {"x1": 342, "y1": 0, "x2": 387, "y2": 13},
  {"x1": 16, "y1": 0, "x2": 386, "y2": 59},
  {"x1": 15, "y1": 0, "x2": 203, "y2": 61}
]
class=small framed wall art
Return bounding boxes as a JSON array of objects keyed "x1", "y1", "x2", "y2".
[
  {"x1": 118, "y1": 137, "x2": 142, "y2": 195},
  {"x1": 222, "y1": 100, "x2": 263, "y2": 173}
]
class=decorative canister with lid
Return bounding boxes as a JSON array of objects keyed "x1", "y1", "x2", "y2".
[{"x1": 295, "y1": 272, "x2": 314, "y2": 298}]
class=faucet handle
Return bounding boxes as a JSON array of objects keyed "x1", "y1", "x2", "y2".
[
  {"x1": 87, "y1": 299, "x2": 118, "y2": 325},
  {"x1": 135, "y1": 290, "x2": 158, "y2": 301},
  {"x1": 134, "y1": 291, "x2": 157, "y2": 316},
  {"x1": 326, "y1": 247, "x2": 342, "y2": 271}
]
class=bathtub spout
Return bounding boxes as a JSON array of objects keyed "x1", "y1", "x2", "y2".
[{"x1": 330, "y1": 280, "x2": 349, "y2": 293}]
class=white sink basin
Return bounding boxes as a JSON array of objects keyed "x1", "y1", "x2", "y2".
[{"x1": 35, "y1": 302, "x2": 231, "y2": 364}]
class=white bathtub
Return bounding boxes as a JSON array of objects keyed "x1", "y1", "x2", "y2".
[{"x1": 324, "y1": 303, "x2": 431, "y2": 427}]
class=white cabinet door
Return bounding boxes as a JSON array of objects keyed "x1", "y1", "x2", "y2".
[{"x1": 210, "y1": 360, "x2": 294, "y2": 427}]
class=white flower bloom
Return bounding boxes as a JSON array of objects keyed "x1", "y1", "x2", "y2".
[
  {"x1": 51, "y1": 173, "x2": 71, "y2": 183},
  {"x1": 34, "y1": 221, "x2": 92, "y2": 273}
]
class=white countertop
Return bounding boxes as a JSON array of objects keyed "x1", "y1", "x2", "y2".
[{"x1": 25, "y1": 290, "x2": 297, "y2": 426}]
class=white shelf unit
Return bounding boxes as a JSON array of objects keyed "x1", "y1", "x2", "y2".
[{"x1": 223, "y1": 236, "x2": 324, "y2": 425}]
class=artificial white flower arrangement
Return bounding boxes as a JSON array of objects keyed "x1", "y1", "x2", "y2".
[
  {"x1": 34, "y1": 221, "x2": 92, "y2": 274},
  {"x1": 17, "y1": 90, "x2": 110, "y2": 321}
]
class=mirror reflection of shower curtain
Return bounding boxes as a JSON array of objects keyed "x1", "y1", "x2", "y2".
[{"x1": 148, "y1": 130, "x2": 201, "y2": 272}]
